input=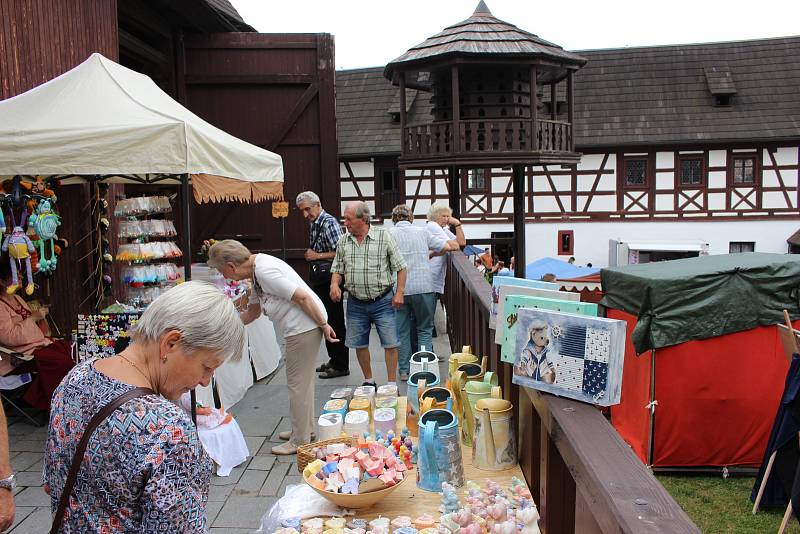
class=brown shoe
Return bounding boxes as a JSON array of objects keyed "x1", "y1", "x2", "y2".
[{"x1": 319, "y1": 368, "x2": 350, "y2": 379}]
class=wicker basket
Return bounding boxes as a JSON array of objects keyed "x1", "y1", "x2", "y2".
[{"x1": 296, "y1": 436, "x2": 354, "y2": 473}]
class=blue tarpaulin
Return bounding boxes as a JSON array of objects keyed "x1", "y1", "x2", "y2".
[
  {"x1": 525, "y1": 257, "x2": 600, "y2": 280},
  {"x1": 463, "y1": 245, "x2": 484, "y2": 256}
]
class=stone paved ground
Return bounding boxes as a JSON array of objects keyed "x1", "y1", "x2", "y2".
[{"x1": 5, "y1": 306, "x2": 450, "y2": 533}]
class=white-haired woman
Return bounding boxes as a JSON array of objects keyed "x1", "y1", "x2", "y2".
[
  {"x1": 426, "y1": 202, "x2": 466, "y2": 296},
  {"x1": 44, "y1": 281, "x2": 245, "y2": 533},
  {"x1": 208, "y1": 239, "x2": 336, "y2": 455}
]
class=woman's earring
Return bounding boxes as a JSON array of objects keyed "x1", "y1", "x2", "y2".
[{"x1": 161, "y1": 356, "x2": 167, "y2": 363}]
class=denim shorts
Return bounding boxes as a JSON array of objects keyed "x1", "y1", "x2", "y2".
[{"x1": 345, "y1": 291, "x2": 399, "y2": 349}]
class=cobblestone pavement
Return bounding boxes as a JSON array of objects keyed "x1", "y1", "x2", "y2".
[{"x1": 6, "y1": 306, "x2": 450, "y2": 533}]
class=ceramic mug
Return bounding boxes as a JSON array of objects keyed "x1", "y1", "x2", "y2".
[{"x1": 417, "y1": 408, "x2": 464, "y2": 491}]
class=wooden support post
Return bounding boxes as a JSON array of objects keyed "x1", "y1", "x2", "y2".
[
  {"x1": 180, "y1": 172, "x2": 196, "y2": 426},
  {"x1": 449, "y1": 165, "x2": 461, "y2": 218},
  {"x1": 530, "y1": 66, "x2": 538, "y2": 151},
  {"x1": 567, "y1": 70, "x2": 575, "y2": 151},
  {"x1": 452, "y1": 65, "x2": 461, "y2": 153},
  {"x1": 550, "y1": 82, "x2": 557, "y2": 121},
  {"x1": 399, "y1": 75, "x2": 407, "y2": 134},
  {"x1": 512, "y1": 164, "x2": 526, "y2": 278}
]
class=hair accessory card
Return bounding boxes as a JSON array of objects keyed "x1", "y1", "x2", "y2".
[{"x1": 512, "y1": 308, "x2": 625, "y2": 406}]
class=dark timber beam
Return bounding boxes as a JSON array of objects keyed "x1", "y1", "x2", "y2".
[
  {"x1": 513, "y1": 164, "x2": 526, "y2": 278},
  {"x1": 530, "y1": 66, "x2": 538, "y2": 151},
  {"x1": 452, "y1": 65, "x2": 461, "y2": 153},
  {"x1": 449, "y1": 166, "x2": 461, "y2": 218}
]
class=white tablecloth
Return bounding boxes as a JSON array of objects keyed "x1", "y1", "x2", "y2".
[{"x1": 195, "y1": 313, "x2": 281, "y2": 409}]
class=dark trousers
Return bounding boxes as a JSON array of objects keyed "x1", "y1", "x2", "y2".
[{"x1": 311, "y1": 281, "x2": 349, "y2": 371}]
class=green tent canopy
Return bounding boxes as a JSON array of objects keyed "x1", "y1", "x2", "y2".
[{"x1": 600, "y1": 253, "x2": 800, "y2": 353}]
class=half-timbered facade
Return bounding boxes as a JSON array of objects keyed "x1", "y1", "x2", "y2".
[{"x1": 337, "y1": 36, "x2": 800, "y2": 267}]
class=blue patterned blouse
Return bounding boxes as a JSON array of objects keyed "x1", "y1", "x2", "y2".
[{"x1": 44, "y1": 361, "x2": 212, "y2": 533}]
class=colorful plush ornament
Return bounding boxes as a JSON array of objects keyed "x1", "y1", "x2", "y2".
[
  {"x1": 2, "y1": 224, "x2": 35, "y2": 295},
  {"x1": 29, "y1": 200, "x2": 61, "y2": 274}
]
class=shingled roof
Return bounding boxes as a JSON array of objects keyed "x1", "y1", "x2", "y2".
[
  {"x1": 337, "y1": 36, "x2": 800, "y2": 157},
  {"x1": 385, "y1": 1, "x2": 586, "y2": 86}
]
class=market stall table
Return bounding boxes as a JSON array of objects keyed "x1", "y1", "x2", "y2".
[{"x1": 302, "y1": 394, "x2": 532, "y2": 521}]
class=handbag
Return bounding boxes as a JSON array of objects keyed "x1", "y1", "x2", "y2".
[
  {"x1": 50, "y1": 386, "x2": 154, "y2": 534},
  {"x1": 309, "y1": 260, "x2": 333, "y2": 286}
]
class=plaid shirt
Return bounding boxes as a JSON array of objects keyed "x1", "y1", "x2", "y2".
[
  {"x1": 309, "y1": 210, "x2": 344, "y2": 253},
  {"x1": 331, "y1": 225, "x2": 407, "y2": 301}
]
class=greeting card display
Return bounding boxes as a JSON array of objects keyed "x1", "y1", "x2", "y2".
[
  {"x1": 512, "y1": 308, "x2": 625, "y2": 406},
  {"x1": 493, "y1": 284, "x2": 581, "y2": 345},
  {"x1": 499, "y1": 293, "x2": 598, "y2": 363},
  {"x1": 489, "y1": 275, "x2": 559, "y2": 328}
]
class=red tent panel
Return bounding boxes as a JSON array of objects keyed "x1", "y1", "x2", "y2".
[
  {"x1": 652, "y1": 325, "x2": 789, "y2": 467},
  {"x1": 610, "y1": 309, "x2": 795, "y2": 468},
  {"x1": 609, "y1": 309, "x2": 652, "y2": 463}
]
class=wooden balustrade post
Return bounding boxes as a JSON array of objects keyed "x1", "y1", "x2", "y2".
[
  {"x1": 513, "y1": 164, "x2": 526, "y2": 278},
  {"x1": 530, "y1": 65, "x2": 538, "y2": 151},
  {"x1": 540, "y1": 429, "x2": 577, "y2": 533},
  {"x1": 567, "y1": 70, "x2": 575, "y2": 152},
  {"x1": 452, "y1": 65, "x2": 461, "y2": 154}
]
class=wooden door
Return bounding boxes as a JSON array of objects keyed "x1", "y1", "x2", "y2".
[{"x1": 179, "y1": 33, "x2": 338, "y2": 271}]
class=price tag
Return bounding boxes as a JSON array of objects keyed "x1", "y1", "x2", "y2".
[{"x1": 271, "y1": 201, "x2": 289, "y2": 218}]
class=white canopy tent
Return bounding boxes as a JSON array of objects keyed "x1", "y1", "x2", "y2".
[
  {"x1": 0, "y1": 52, "x2": 283, "y2": 203},
  {"x1": 0, "y1": 53, "x2": 285, "y2": 409}
]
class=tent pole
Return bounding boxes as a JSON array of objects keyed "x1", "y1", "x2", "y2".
[
  {"x1": 180, "y1": 172, "x2": 197, "y2": 425},
  {"x1": 647, "y1": 349, "x2": 656, "y2": 466}
]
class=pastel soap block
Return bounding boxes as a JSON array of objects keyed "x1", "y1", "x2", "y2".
[
  {"x1": 379, "y1": 471, "x2": 397, "y2": 487},
  {"x1": 340, "y1": 447, "x2": 357, "y2": 458},
  {"x1": 302, "y1": 459, "x2": 326, "y2": 479},
  {"x1": 337, "y1": 458, "x2": 355, "y2": 475},
  {"x1": 342, "y1": 477, "x2": 360, "y2": 494},
  {"x1": 306, "y1": 474, "x2": 325, "y2": 490}
]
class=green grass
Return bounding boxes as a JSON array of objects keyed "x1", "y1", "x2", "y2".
[{"x1": 657, "y1": 475, "x2": 800, "y2": 533}]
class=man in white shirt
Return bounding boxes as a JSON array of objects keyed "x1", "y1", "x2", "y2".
[{"x1": 388, "y1": 205, "x2": 459, "y2": 381}]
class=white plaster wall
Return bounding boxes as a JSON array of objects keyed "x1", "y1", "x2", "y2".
[
  {"x1": 709, "y1": 150, "x2": 726, "y2": 167},
  {"x1": 577, "y1": 154, "x2": 606, "y2": 171},
  {"x1": 656, "y1": 151, "x2": 673, "y2": 169},
  {"x1": 341, "y1": 182, "x2": 358, "y2": 198},
  {"x1": 517, "y1": 219, "x2": 797, "y2": 268},
  {"x1": 708, "y1": 193, "x2": 725, "y2": 210},
  {"x1": 656, "y1": 172, "x2": 674, "y2": 189},
  {"x1": 773, "y1": 147, "x2": 799, "y2": 166},
  {"x1": 708, "y1": 171, "x2": 726, "y2": 189},
  {"x1": 348, "y1": 161, "x2": 374, "y2": 177}
]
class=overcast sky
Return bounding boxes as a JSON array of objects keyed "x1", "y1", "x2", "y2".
[{"x1": 230, "y1": 0, "x2": 800, "y2": 70}]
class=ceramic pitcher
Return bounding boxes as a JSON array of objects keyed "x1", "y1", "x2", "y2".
[
  {"x1": 410, "y1": 347, "x2": 440, "y2": 380},
  {"x1": 457, "y1": 354, "x2": 489, "y2": 383},
  {"x1": 419, "y1": 386, "x2": 453, "y2": 416},
  {"x1": 417, "y1": 409, "x2": 464, "y2": 492},
  {"x1": 473, "y1": 398, "x2": 516, "y2": 471},
  {"x1": 448, "y1": 346, "x2": 478, "y2": 383},
  {"x1": 407, "y1": 371, "x2": 439, "y2": 414},
  {"x1": 461, "y1": 376, "x2": 502, "y2": 446}
]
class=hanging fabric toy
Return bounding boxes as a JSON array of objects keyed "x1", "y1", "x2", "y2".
[
  {"x1": 29, "y1": 200, "x2": 61, "y2": 274},
  {"x1": 2, "y1": 208, "x2": 35, "y2": 295}
]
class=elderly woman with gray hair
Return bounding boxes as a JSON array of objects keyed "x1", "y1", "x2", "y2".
[
  {"x1": 44, "y1": 281, "x2": 245, "y2": 533},
  {"x1": 426, "y1": 202, "x2": 467, "y2": 297},
  {"x1": 208, "y1": 239, "x2": 336, "y2": 455}
]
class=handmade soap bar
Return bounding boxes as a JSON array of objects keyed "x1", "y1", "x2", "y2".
[
  {"x1": 348, "y1": 397, "x2": 371, "y2": 414},
  {"x1": 376, "y1": 384, "x2": 398, "y2": 397}
]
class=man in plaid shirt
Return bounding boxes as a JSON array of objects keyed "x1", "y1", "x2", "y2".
[
  {"x1": 331, "y1": 201, "x2": 407, "y2": 388},
  {"x1": 297, "y1": 191, "x2": 349, "y2": 378}
]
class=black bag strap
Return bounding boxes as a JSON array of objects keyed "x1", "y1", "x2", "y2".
[{"x1": 50, "y1": 387, "x2": 154, "y2": 534}]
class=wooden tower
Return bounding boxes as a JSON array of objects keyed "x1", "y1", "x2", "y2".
[{"x1": 384, "y1": 1, "x2": 587, "y2": 275}]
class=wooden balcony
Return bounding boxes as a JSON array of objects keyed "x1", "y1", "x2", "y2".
[
  {"x1": 401, "y1": 118, "x2": 580, "y2": 167},
  {"x1": 443, "y1": 253, "x2": 700, "y2": 533}
]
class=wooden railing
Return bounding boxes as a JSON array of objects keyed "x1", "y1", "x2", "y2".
[
  {"x1": 443, "y1": 253, "x2": 700, "y2": 534},
  {"x1": 403, "y1": 119, "x2": 573, "y2": 157}
]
